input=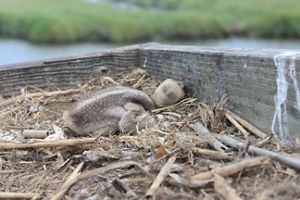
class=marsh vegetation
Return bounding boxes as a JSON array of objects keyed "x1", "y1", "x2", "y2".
[{"x1": 0, "y1": 0, "x2": 300, "y2": 44}]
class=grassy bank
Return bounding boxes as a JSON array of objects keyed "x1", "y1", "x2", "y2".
[{"x1": 0, "y1": 0, "x2": 300, "y2": 44}]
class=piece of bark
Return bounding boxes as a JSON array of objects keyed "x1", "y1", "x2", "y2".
[
  {"x1": 218, "y1": 135, "x2": 300, "y2": 170},
  {"x1": 145, "y1": 155, "x2": 177, "y2": 197},
  {"x1": 214, "y1": 174, "x2": 242, "y2": 200}
]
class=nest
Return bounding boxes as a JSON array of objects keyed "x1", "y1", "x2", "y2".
[{"x1": 0, "y1": 68, "x2": 300, "y2": 200}]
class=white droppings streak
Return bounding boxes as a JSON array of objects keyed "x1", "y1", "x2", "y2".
[
  {"x1": 272, "y1": 51, "x2": 299, "y2": 147},
  {"x1": 288, "y1": 54, "x2": 300, "y2": 111},
  {"x1": 143, "y1": 57, "x2": 147, "y2": 68}
]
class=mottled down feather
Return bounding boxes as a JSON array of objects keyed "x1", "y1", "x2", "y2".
[{"x1": 63, "y1": 86, "x2": 155, "y2": 135}]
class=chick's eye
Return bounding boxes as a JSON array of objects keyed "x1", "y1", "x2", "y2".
[{"x1": 177, "y1": 82, "x2": 183, "y2": 87}]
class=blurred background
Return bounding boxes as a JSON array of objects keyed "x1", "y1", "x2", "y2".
[{"x1": 0, "y1": 0, "x2": 300, "y2": 65}]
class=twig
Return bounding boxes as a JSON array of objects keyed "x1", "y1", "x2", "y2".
[
  {"x1": 132, "y1": 74, "x2": 146, "y2": 89},
  {"x1": 214, "y1": 174, "x2": 242, "y2": 200},
  {"x1": 225, "y1": 112, "x2": 249, "y2": 138},
  {"x1": 145, "y1": 155, "x2": 177, "y2": 197},
  {"x1": 191, "y1": 157, "x2": 267, "y2": 182},
  {"x1": 191, "y1": 122, "x2": 228, "y2": 152},
  {"x1": 161, "y1": 111, "x2": 181, "y2": 118},
  {"x1": 225, "y1": 110, "x2": 267, "y2": 138},
  {"x1": 101, "y1": 76, "x2": 120, "y2": 86},
  {"x1": 168, "y1": 173, "x2": 212, "y2": 188},
  {"x1": 151, "y1": 98, "x2": 197, "y2": 113},
  {"x1": 254, "y1": 134, "x2": 273, "y2": 147},
  {"x1": 0, "y1": 138, "x2": 96, "y2": 150},
  {"x1": 0, "y1": 192, "x2": 41, "y2": 199},
  {"x1": 51, "y1": 162, "x2": 85, "y2": 200},
  {"x1": 218, "y1": 135, "x2": 300, "y2": 170},
  {"x1": 191, "y1": 148, "x2": 232, "y2": 160}
]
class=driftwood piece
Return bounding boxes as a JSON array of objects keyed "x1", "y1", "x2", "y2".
[
  {"x1": 0, "y1": 138, "x2": 96, "y2": 150},
  {"x1": 191, "y1": 157, "x2": 267, "y2": 182},
  {"x1": 191, "y1": 122, "x2": 228, "y2": 152},
  {"x1": 218, "y1": 135, "x2": 300, "y2": 170},
  {"x1": 214, "y1": 174, "x2": 242, "y2": 200},
  {"x1": 0, "y1": 192, "x2": 41, "y2": 199},
  {"x1": 225, "y1": 110, "x2": 267, "y2": 138},
  {"x1": 145, "y1": 155, "x2": 177, "y2": 197}
]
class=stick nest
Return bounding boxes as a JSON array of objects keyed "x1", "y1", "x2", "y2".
[{"x1": 0, "y1": 68, "x2": 300, "y2": 200}]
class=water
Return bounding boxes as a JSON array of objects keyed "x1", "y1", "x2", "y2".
[
  {"x1": 83, "y1": 0, "x2": 143, "y2": 10},
  {"x1": 0, "y1": 39, "x2": 116, "y2": 66},
  {"x1": 0, "y1": 38, "x2": 300, "y2": 66}
]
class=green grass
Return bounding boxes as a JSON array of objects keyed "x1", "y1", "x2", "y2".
[{"x1": 0, "y1": 0, "x2": 300, "y2": 43}]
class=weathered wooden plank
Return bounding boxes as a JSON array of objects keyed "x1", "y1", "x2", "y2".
[
  {"x1": 0, "y1": 47, "x2": 139, "y2": 97},
  {"x1": 138, "y1": 43, "x2": 300, "y2": 138}
]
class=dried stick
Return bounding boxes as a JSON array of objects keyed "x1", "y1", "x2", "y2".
[
  {"x1": 225, "y1": 112, "x2": 249, "y2": 138},
  {"x1": 51, "y1": 162, "x2": 85, "y2": 200},
  {"x1": 0, "y1": 192, "x2": 41, "y2": 199},
  {"x1": 151, "y1": 98, "x2": 197, "y2": 113},
  {"x1": 145, "y1": 155, "x2": 177, "y2": 197},
  {"x1": 0, "y1": 138, "x2": 96, "y2": 150},
  {"x1": 191, "y1": 122, "x2": 228, "y2": 152},
  {"x1": 191, "y1": 156, "x2": 266, "y2": 181},
  {"x1": 214, "y1": 174, "x2": 242, "y2": 200},
  {"x1": 225, "y1": 110, "x2": 267, "y2": 138},
  {"x1": 0, "y1": 88, "x2": 82, "y2": 108},
  {"x1": 218, "y1": 135, "x2": 300, "y2": 170},
  {"x1": 191, "y1": 148, "x2": 231, "y2": 160}
]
